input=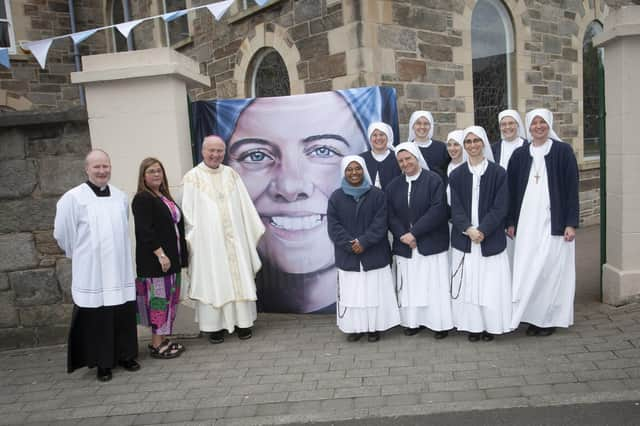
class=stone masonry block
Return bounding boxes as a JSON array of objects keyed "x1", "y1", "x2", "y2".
[
  {"x1": 378, "y1": 26, "x2": 416, "y2": 51},
  {"x1": 406, "y1": 84, "x2": 438, "y2": 99},
  {"x1": 25, "y1": 122, "x2": 90, "y2": 158},
  {"x1": 308, "y1": 53, "x2": 347, "y2": 80},
  {"x1": 0, "y1": 233, "x2": 39, "y2": 271},
  {"x1": 10, "y1": 269, "x2": 61, "y2": 306},
  {"x1": 18, "y1": 304, "x2": 72, "y2": 327},
  {"x1": 34, "y1": 231, "x2": 63, "y2": 255},
  {"x1": 0, "y1": 159, "x2": 37, "y2": 198},
  {"x1": 38, "y1": 157, "x2": 86, "y2": 196},
  {"x1": 0, "y1": 327, "x2": 36, "y2": 350},
  {"x1": 296, "y1": 34, "x2": 330, "y2": 60},
  {"x1": 55, "y1": 258, "x2": 72, "y2": 303},
  {"x1": 397, "y1": 59, "x2": 427, "y2": 81},
  {"x1": 0, "y1": 198, "x2": 58, "y2": 233},
  {"x1": 0, "y1": 128, "x2": 26, "y2": 160},
  {"x1": 0, "y1": 291, "x2": 18, "y2": 327},
  {"x1": 294, "y1": 0, "x2": 322, "y2": 24},
  {"x1": 393, "y1": 5, "x2": 447, "y2": 32},
  {"x1": 418, "y1": 44, "x2": 452, "y2": 62}
]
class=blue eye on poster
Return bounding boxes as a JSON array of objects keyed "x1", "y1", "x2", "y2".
[{"x1": 191, "y1": 86, "x2": 399, "y2": 313}]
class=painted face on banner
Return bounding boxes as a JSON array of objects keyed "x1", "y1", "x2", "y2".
[{"x1": 228, "y1": 92, "x2": 367, "y2": 277}]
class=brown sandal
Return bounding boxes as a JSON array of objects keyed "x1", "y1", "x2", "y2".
[{"x1": 148, "y1": 339, "x2": 181, "y2": 359}]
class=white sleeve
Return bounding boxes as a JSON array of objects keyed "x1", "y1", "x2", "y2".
[{"x1": 53, "y1": 193, "x2": 77, "y2": 258}]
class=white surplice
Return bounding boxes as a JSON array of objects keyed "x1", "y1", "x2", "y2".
[
  {"x1": 450, "y1": 160, "x2": 512, "y2": 334},
  {"x1": 511, "y1": 141, "x2": 575, "y2": 329},
  {"x1": 337, "y1": 265, "x2": 401, "y2": 333},
  {"x1": 181, "y1": 163, "x2": 265, "y2": 333},
  {"x1": 498, "y1": 138, "x2": 525, "y2": 269},
  {"x1": 53, "y1": 183, "x2": 135, "y2": 308}
]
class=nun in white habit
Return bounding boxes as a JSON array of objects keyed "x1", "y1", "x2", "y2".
[
  {"x1": 508, "y1": 109, "x2": 579, "y2": 336},
  {"x1": 448, "y1": 126, "x2": 512, "y2": 341},
  {"x1": 386, "y1": 143, "x2": 452, "y2": 338},
  {"x1": 492, "y1": 109, "x2": 528, "y2": 169},
  {"x1": 359, "y1": 122, "x2": 402, "y2": 190},
  {"x1": 327, "y1": 156, "x2": 400, "y2": 342},
  {"x1": 407, "y1": 111, "x2": 450, "y2": 182}
]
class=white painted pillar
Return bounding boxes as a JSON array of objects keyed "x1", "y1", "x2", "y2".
[{"x1": 595, "y1": 7, "x2": 640, "y2": 305}]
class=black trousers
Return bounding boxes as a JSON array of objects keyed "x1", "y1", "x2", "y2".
[{"x1": 67, "y1": 300, "x2": 138, "y2": 373}]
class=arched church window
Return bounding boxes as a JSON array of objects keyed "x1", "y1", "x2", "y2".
[
  {"x1": 249, "y1": 48, "x2": 290, "y2": 98},
  {"x1": 471, "y1": 0, "x2": 515, "y2": 142},
  {"x1": 583, "y1": 20, "x2": 604, "y2": 159}
]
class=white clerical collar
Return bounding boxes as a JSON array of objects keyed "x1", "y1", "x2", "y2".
[
  {"x1": 372, "y1": 149, "x2": 391, "y2": 162},
  {"x1": 200, "y1": 162, "x2": 223, "y2": 173}
]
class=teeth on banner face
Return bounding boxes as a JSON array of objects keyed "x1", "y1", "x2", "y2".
[{"x1": 270, "y1": 215, "x2": 323, "y2": 230}]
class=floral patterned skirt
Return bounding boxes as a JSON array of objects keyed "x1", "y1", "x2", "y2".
[{"x1": 135, "y1": 273, "x2": 181, "y2": 335}]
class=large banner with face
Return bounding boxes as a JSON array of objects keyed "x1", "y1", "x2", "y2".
[{"x1": 191, "y1": 86, "x2": 399, "y2": 313}]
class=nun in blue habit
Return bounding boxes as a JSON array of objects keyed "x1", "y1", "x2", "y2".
[
  {"x1": 448, "y1": 126, "x2": 512, "y2": 342},
  {"x1": 327, "y1": 156, "x2": 400, "y2": 342},
  {"x1": 359, "y1": 122, "x2": 402, "y2": 190},
  {"x1": 386, "y1": 143, "x2": 452, "y2": 339}
]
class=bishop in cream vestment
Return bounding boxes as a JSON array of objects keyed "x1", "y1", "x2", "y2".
[{"x1": 182, "y1": 143, "x2": 265, "y2": 336}]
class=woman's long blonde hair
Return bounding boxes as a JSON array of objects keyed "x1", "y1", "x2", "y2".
[{"x1": 136, "y1": 157, "x2": 174, "y2": 202}]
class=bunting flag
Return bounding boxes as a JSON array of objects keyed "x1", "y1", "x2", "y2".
[
  {"x1": 115, "y1": 18, "x2": 147, "y2": 39},
  {"x1": 206, "y1": 0, "x2": 234, "y2": 21},
  {"x1": 254, "y1": 0, "x2": 270, "y2": 6},
  {"x1": 162, "y1": 9, "x2": 189, "y2": 22},
  {"x1": 3, "y1": 0, "x2": 236, "y2": 70},
  {"x1": 23, "y1": 39, "x2": 55, "y2": 69},
  {"x1": 70, "y1": 29, "x2": 98, "y2": 46},
  {"x1": 0, "y1": 48, "x2": 9, "y2": 69}
]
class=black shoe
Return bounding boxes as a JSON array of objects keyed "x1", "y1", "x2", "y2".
[
  {"x1": 118, "y1": 359, "x2": 140, "y2": 372},
  {"x1": 468, "y1": 333, "x2": 481, "y2": 342},
  {"x1": 537, "y1": 327, "x2": 556, "y2": 337},
  {"x1": 482, "y1": 332, "x2": 494, "y2": 342},
  {"x1": 404, "y1": 327, "x2": 420, "y2": 336},
  {"x1": 434, "y1": 330, "x2": 448, "y2": 339},
  {"x1": 208, "y1": 330, "x2": 224, "y2": 344},
  {"x1": 347, "y1": 333, "x2": 364, "y2": 342},
  {"x1": 237, "y1": 327, "x2": 252, "y2": 340},
  {"x1": 367, "y1": 331, "x2": 380, "y2": 342},
  {"x1": 97, "y1": 367, "x2": 112, "y2": 382},
  {"x1": 526, "y1": 324, "x2": 539, "y2": 336}
]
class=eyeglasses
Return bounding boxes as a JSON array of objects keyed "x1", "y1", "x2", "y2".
[{"x1": 145, "y1": 168, "x2": 163, "y2": 175}]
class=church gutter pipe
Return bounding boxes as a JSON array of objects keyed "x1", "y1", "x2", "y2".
[{"x1": 68, "y1": 0, "x2": 85, "y2": 106}]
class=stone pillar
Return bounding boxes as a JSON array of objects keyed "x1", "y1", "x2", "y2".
[
  {"x1": 595, "y1": 6, "x2": 640, "y2": 305},
  {"x1": 70, "y1": 48, "x2": 210, "y2": 196}
]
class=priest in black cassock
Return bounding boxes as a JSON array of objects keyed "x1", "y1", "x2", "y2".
[{"x1": 54, "y1": 149, "x2": 139, "y2": 382}]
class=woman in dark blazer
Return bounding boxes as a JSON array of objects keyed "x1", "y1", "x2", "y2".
[{"x1": 132, "y1": 157, "x2": 188, "y2": 359}]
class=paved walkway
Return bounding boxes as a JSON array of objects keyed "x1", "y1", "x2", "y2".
[{"x1": 2, "y1": 225, "x2": 640, "y2": 426}]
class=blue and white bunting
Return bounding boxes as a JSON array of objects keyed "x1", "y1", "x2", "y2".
[
  {"x1": 162, "y1": 9, "x2": 189, "y2": 22},
  {"x1": 70, "y1": 29, "x2": 99, "y2": 46},
  {"x1": 23, "y1": 38, "x2": 55, "y2": 69},
  {"x1": 0, "y1": 48, "x2": 9, "y2": 69},
  {"x1": 206, "y1": 0, "x2": 234, "y2": 21}
]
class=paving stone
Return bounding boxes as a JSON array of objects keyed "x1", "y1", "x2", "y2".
[
  {"x1": 192, "y1": 407, "x2": 227, "y2": 421},
  {"x1": 586, "y1": 379, "x2": 632, "y2": 392},
  {"x1": 551, "y1": 382, "x2": 591, "y2": 393},
  {"x1": 345, "y1": 367, "x2": 389, "y2": 378},
  {"x1": 287, "y1": 389, "x2": 334, "y2": 402},
  {"x1": 477, "y1": 376, "x2": 527, "y2": 389},
  {"x1": 524, "y1": 372, "x2": 577, "y2": 385},
  {"x1": 380, "y1": 383, "x2": 423, "y2": 396},
  {"x1": 575, "y1": 369, "x2": 630, "y2": 381},
  {"x1": 385, "y1": 393, "x2": 420, "y2": 406},
  {"x1": 334, "y1": 386, "x2": 380, "y2": 399},
  {"x1": 485, "y1": 386, "x2": 524, "y2": 399},
  {"x1": 353, "y1": 396, "x2": 385, "y2": 409},
  {"x1": 453, "y1": 390, "x2": 487, "y2": 401},
  {"x1": 429, "y1": 380, "x2": 477, "y2": 392}
]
